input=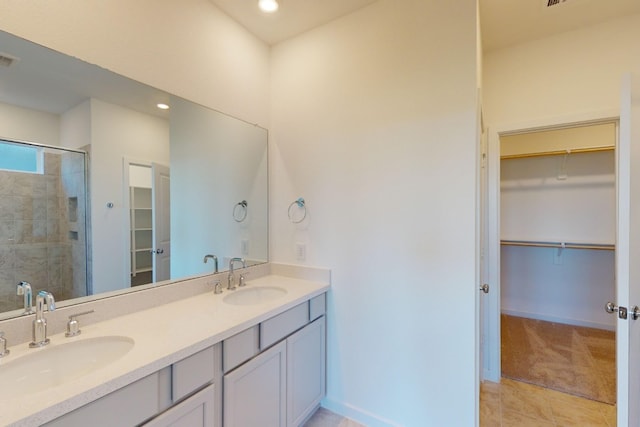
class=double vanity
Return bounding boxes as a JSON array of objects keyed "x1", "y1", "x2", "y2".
[{"x1": 0, "y1": 264, "x2": 330, "y2": 427}]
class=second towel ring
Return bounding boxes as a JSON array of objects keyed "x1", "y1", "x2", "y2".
[
  {"x1": 288, "y1": 197, "x2": 307, "y2": 224},
  {"x1": 233, "y1": 200, "x2": 248, "y2": 222}
]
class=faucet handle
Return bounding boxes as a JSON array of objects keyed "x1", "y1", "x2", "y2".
[
  {"x1": 65, "y1": 310, "x2": 95, "y2": 337},
  {"x1": 16, "y1": 281, "x2": 34, "y2": 315},
  {"x1": 238, "y1": 272, "x2": 249, "y2": 287},
  {"x1": 0, "y1": 332, "x2": 9, "y2": 357},
  {"x1": 228, "y1": 273, "x2": 236, "y2": 291},
  {"x1": 213, "y1": 280, "x2": 223, "y2": 294}
]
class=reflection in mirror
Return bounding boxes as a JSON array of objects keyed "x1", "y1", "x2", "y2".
[
  {"x1": 0, "y1": 140, "x2": 88, "y2": 313},
  {"x1": 0, "y1": 30, "x2": 268, "y2": 320},
  {"x1": 170, "y1": 97, "x2": 268, "y2": 278}
]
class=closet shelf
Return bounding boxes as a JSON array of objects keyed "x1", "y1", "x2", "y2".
[
  {"x1": 500, "y1": 145, "x2": 614, "y2": 160},
  {"x1": 500, "y1": 239, "x2": 615, "y2": 251}
]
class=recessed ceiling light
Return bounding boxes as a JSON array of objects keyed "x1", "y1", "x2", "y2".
[
  {"x1": 157, "y1": 103, "x2": 170, "y2": 110},
  {"x1": 258, "y1": 0, "x2": 279, "y2": 13}
]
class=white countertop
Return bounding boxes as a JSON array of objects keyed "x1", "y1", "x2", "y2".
[{"x1": 0, "y1": 275, "x2": 329, "y2": 427}]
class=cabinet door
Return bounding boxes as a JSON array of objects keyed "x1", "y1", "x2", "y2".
[
  {"x1": 144, "y1": 384, "x2": 215, "y2": 427},
  {"x1": 223, "y1": 340, "x2": 286, "y2": 427},
  {"x1": 287, "y1": 316, "x2": 326, "y2": 427}
]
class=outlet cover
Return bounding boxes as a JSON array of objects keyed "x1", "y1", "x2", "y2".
[{"x1": 295, "y1": 243, "x2": 306, "y2": 261}]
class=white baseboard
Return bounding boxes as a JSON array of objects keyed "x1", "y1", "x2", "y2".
[
  {"x1": 501, "y1": 309, "x2": 615, "y2": 331},
  {"x1": 321, "y1": 398, "x2": 401, "y2": 427},
  {"x1": 483, "y1": 367, "x2": 500, "y2": 383}
]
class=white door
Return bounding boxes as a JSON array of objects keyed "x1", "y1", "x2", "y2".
[
  {"x1": 616, "y1": 73, "x2": 640, "y2": 427},
  {"x1": 479, "y1": 128, "x2": 491, "y2": 379},
  {"x1": 481, "y1": 127, "x2": 501, "y2": 383},
  {"x1": 152, "y1": 163, "x2": 170, "y2": 282}
]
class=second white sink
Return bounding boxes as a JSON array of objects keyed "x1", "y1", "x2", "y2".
[
  {"x1": 223, "y1": 286, "x2": 287, "y2": 305},
  {"x1": 0, "y1": 335, "x2": 134, "y2": 400}
]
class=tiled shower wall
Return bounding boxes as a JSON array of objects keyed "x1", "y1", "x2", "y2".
[{"x1": 0, "y1": 150, "x2": 88, "y2": 313}]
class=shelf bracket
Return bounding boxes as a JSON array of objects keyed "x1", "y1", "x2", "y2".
[
  {"x1": 557, "y1": 150, "x2": 570, "y2": 180},
  {"x1": 554, "y1": 242, "x2": 565, "y2": 265}
]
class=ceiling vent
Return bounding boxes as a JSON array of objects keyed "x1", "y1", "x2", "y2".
[
  {"x1": 544, "y1": 0, "x2": 578, "y2": 8},
  {"x1": 0, "y1": 53, "x2": 19, "y2": 68}
]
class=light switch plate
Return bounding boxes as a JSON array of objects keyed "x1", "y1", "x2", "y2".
[{"x1": 295, "y1": 243, "x2": 306, "y2": 261}]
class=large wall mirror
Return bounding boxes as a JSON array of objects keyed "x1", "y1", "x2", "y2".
[{"x1": 0, "y1": 30, "x2": 268, "y2": 320}]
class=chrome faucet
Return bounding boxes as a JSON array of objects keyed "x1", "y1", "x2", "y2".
[
  {"x1": 228, "y1": 257, "x2": 246, "y2": 290},
  {"x1": 30, "y1": 291, "x2": 55, "y2": 348},
  {"x1": 204, "y1": 254, "x2": 219, "y2": 273},
  {"x1": 17, "y1": 281, "x2": 34, "y2": 315}
]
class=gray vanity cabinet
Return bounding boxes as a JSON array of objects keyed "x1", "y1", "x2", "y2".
[
  {"x1": 222, "y1": 294, "x2": 326, "y2": 427},
  {"x1": 144, "y1": 384, "x2": 215, "y2": 427},
  {"x1": 41, "y1": 293, "x2": 326, "y2": 427},
  {"x1": 286, "y1": 316, "x2": 326, "y2": 426},
  {"x1": 43, "y1": 367, "x2": 173, "y2": 427},
  {"x1": 44, "y1": 346, "x2": 217, "y2": 427},
  {"x1": 223, "y1": 340, "x2": 288, "y2": 427},
  {"x1": 144, "y1": 345, "x2": 218, "y2": 427}
]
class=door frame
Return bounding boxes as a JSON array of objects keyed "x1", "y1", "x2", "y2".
[{"x1": 481, "y1": 108, "x2": 619, "y2": 384}]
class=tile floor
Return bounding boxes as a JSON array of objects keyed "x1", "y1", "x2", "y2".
[
  {"x1": 481, "y1": 378, "x2": 616, "y2": 427},
  {"x1": 303, "y1": 408, "x2": 365, "y2": 427},
  {"x1": 303, "y1": 379, "x2": 617, "y2": 427}
]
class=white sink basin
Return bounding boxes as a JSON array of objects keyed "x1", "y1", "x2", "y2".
[
  {"x1": 223, "y1": 286, "x2": 287, "y2": 305},
  {"x1": 0, "y1": 335, "x2": 134, "y2": 399}
]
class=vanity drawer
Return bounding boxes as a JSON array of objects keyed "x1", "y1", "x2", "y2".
[
  {"x1": 172, "y1": 345, "x2": 215, "y2": 402},
  {"x1": 260, "y1": 302, "x2": 309, "y2": 349},
  {"x1": 223, "y1": 325, "x2": 259, "y2": 373},
  {"x1": 309, "y1": 293, "x2": 326, "y2": 320},
  {"x1": 44, "y1": 368, "x2": 169, "y2": 427}
]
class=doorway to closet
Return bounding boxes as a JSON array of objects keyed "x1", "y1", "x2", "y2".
[
  {"x1": 499, "y1": 121, "x2": 617, "y2": 403},
  {"x1": 125, "y1": 160, "x2": 171, "y2": 287},
  {"x1": 500, "y1": 122, "x2": 617, "y2": 403}
]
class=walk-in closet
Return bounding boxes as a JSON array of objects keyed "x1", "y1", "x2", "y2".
[{"x1": 499, "y1": 122, "x2": 617, "y2": 405}]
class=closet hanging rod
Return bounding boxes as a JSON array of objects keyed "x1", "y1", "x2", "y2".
[
  {"x1": 500, "y1": 240, "x2": 615, "y2": 251},
  {"x1": 500, "y1": 145, "x2": 614, "y2": 160}
]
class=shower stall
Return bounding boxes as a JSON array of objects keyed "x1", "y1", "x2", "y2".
[{"x1": 0, "y1": 139, "x2": 89, "y2": 313}]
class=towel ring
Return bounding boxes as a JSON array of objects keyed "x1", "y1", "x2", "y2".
[
  {"x1": 288, "y1": 198, "x2": 306, "y2": 224},
  {"x1": 233, "y1": 200, "x2": 248, "y2": 222}
]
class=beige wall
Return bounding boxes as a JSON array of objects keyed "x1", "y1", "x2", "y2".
[
  {"x1": 0, "y1": 1, "x2": 481, "y2": 425},
  {"x1": 270, "y1": 1, "x2": 479, "y2": 425},
  {"x1": 483, "y1": 13, "x2": 640, "y2": 126},
  {"x1": 482, "y1": 14, "x2": 640, "y2": 346},
  {"x1": 0, "y1": 101, "x2": 60, "y2": 145}
]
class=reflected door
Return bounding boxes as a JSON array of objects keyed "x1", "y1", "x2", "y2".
[{"x1": 152, "y1": 163, "x2": 170, "y2": 282}]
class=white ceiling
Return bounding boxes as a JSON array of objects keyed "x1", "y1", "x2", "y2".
[
  {"x1": 480, "y1": 0, "x2": 640, "y2": 51},
  {"x1": 3, "y1": 0, "x2": 640, "y2": 116},
  {"x1": 210, "y1": 0, "x2": 640, "y2": 51},
  {"x1": 0, "y1": 31, "x2": 170, "y2": 116},
  {"x1": 209, "y1": 0, "x2": 378, "y2": 45}
]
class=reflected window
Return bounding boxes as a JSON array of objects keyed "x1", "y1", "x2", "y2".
[{"x1": 0, "y1": 140, "x2": 43, "y2": 174}]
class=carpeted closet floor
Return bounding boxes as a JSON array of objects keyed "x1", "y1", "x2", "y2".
[{"x1": 501, "y1": 314, "x2": 616, "y2": 405}]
